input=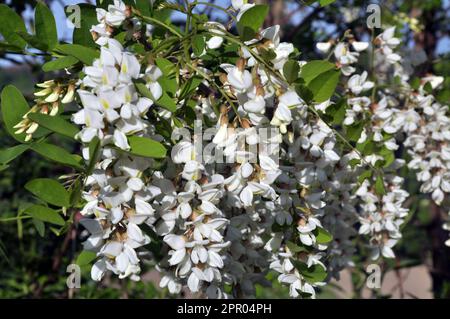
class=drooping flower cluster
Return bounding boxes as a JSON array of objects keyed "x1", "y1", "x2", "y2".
[{"x1": 21, "y1": 0, "x2": 447, "y2": 299}]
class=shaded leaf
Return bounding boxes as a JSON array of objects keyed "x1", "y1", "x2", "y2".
[
  {"x1": 25, "y1": 178, "x2": 70, "y2": 207},
  {"x1": 0, "y1": 85, "x2": 30, "y2": 143},
  {"x1": 128, "y1": 136, "x2": 167, "y2": 158},
  {"x1": 55, "y1": 44, "x2": 99, "y2": 65},
  {"x1": 27, "y1": 113, "x2": 80, "y2": 139},
  {"x1": 0, "y1": 144, "x2": 30, "y2": 164},
  {"x1": 35, "y1": 1, "x2": 58, "y2": 50},
  {"x1": 0, "y1": 4, "x2": 27, "y2": 49},
  {"x1": 30, "y1": 142, "x2": 83, "y2": 169},
  {"x1": 42, "y1": 55, "x2": 79, "y2": 72},
  {"x1": 308, "y1": 69, "x2": 340, "y2": 102},
  {"x1": 25, "y1": 205, "x2": 65, "y2": 226}
]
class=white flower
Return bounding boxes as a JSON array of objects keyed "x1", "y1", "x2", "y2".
[
  {"x1": 348, "y1": 71, "x2": 374, "y2": 95},
  {"x1": 105, "y1": 0, "x2": 127, "y2": 26},
  {"x1": 207, "y1": 36, "x2": 223, "y2": 50},
  {"x1": 316, "y1": 42, "x2": 331, "y2": 53},
  {"x1": 221, "y1": 64, "x2": 253, "y2": 93}
]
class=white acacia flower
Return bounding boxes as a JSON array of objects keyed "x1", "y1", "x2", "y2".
[
  {"x1": 316, "y1": 42, "x2": 331, "y2": 53},
  {"x1": 105, "y1": 0, "x2": 128, "y2": 26},
  {"x1": 221, "y1": 63, "x2": 253, "y2": 93},
  {"x1": 348, "y1": 72, "x2": 374, "y2": 95}
]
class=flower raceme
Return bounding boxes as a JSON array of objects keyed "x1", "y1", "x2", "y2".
[{"x1": 4, "y1": 0, "x2": 449, "y2": 299}]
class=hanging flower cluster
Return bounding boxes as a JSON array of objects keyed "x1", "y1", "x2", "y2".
[{"x1": 2, "y1": 0, "x2": 449, "y2": 299}]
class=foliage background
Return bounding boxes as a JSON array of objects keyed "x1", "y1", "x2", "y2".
[{"x1": 0, "y1": 0, "x2": 449, "y2": 298}]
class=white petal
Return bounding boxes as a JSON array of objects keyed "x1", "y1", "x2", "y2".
[{"x1": 164, "y1": 234, "x2": 185, "y2": 250}]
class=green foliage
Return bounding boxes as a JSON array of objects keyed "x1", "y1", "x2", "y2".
[
  {"x1": 30, "y1": 142, "x2": 83, "y2": 170},
  {"x1": 308, "y1": 69, "x2": 340, "y2": 102},
  {"x1": 0, "y1": 144, "x2": 30, "y2": 165},
  {"x1": 76, "y1": 251, "x2": 97, "y2": 266},
  {"x1": 283, "y1": 60, "x2": 300, "y2": 84},
  {"x1": 1, "y1": 85, "x2": 30, "y2": 143},
  {"x1": 72, "y1": 4, "x2": 98, "y2": 48},
  {"x1": 42, "y1": 56, "x2": 79, "y2": 72},
  {"x1": 192, "y1": 34, "x2": 206, "y2": 57},
  {"x1": 293, "y1": 260, "x2": 328, "y2": 284},
  {"x1": 237, "y1": 5, "x2": 269, "y2": 41},
  {"x1": 55, "y1": 44, "x2": 100, "y2": 65},
  {"x1": 375, "y1": 174, "x2": 386, "y2": 196},
  {"x1": 0, "y1": 4, "x2": 27, "y2": 49},
  {"x1": 300, "y1": 60, "x2": 335, "y2": 84},
  {"x1": 25, "y1": 178, "x2": 70, "y2": 207},
  {"x1": 128, "y1": 135, "x2": 167, "y2": 158},
  {"x1": 24, "y1": 205, "x2": 65, "y2": 226},
  {"x1": 155, "y1": 91, "x2": 177, "y2": 112},
  {"x1": 27, "y1": 113, "x2": 80, "y2": 140},
  {"x1": 35, "y1": 1, "x2": 58, "y2": 51},
  {"x1": 314, "y1": 227, "x2": 333, "y2": 244}
]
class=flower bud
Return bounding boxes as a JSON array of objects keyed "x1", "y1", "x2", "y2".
[
  {"x1": 26, "y1": 122, "x2": 39, "y2": 134},
  {"x1": 61, "y1": 84, "x2": 75, "y2": 104},
  {"x1": 44, "y1": 87, "x2": 61, "y2": 103}
]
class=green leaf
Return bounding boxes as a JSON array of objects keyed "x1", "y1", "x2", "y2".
[
  {"x1": 0, "y1": 239, "x2": 10, "y2": 265},
  {"x1": 135, "y1": 81, "x2": 154, "y2": 99},
  {"x1": 423, "y1": 82, "x2": 433, "y2": 94},
  {"x1": 0, "y1": 42, "x2": 23, "y2": 52},
  {"x1": 135, "y1": 0, "x2": 151, "y2": 16},
  {"x1": 259, "y1": 48, "x2": 276, "y2": 61},
  {"x1": 155, "y1": 57, "x2": 176, "y2": 77},
  {"x1": 308, "y1": 69, "x2": 340, "y2": 102},
  {"x1": 325, "y1": 99, "x2": 346, "y2": 125},
  {"x1": 27, "y1": 113, "x2": 80, "y2": 139},
  {"x1": 0, "y1": 144, "x2": 30, "y2": 164},
  {"x1": 158, "y1": 76, "x2": 177, "y2": 95},
  {"x1": 192, "y1": 34, "x2": 206, "y2": 56},
  {"x1": 156, "y1": 91, "x2": 177, "y2": 112},
  {"x1": 0, "y1": 85, "x2": 30, "y2": 143},
  {"x1": 55, "y1": 44, "x2": 99, "y2": 65},
  {"x1": 30, "y1": 142, "x2": 83, "y2": 169},
  {"x1": 25, "y1": 178, "x2": 70, "y2": 207},
  {"x1": 32, "y1": 218, "x2": 45, "y2": 237},
  {"x1": 237, "y1": 5, "x2": 269, "y2": 41},
  {"x1": 283, "y1": 60, "x2": 300, "y2": 84},
  {"x1": 42, "y1": 55, "x2": 79, "y2": 72},
  {"x1": 135, "y1": 81, "x2": 177, "y2": 112},
  {"x1": 314, "y1": 227, "x2": 333, "y2": 244},
  {"x1": 319, "y1": 0, "x2": 336, "y2": 6},
  {"x1": 16, "y1": 31, "x2": 48, "y2": 51},
  {"x1": 69, "y1": 178, "x2": 83, "y2": 207},
  {"x1": 286, "y1": 241, "x2": 309, "y2": 253},
  {"x1": 300, "y1": 60, "x2": 335, "y2": 84},
  {"x1": 0, "y1": 4, "x2": 27, "y2": 49},
  {"x1": 293, "y1": 260, "x2": 328, "y2": 283},
  {"x1": 72, "y1": 4, "x2": 98, "y2": 48},
  {"x1": 128, "y1": 136, "x2": 167, "y2": 158},
  {"x1": 179, "y1": 76, "x2": 202, "y2": 100},
  {"x1": 346, "y1": 120, "x2": 365, "y2": 142},
  {"x1": 25, "y1": 205, "x2": 65, "y2": 226},
  {"x1": 375, "y1": 175, "x2": 386, "y2": 196},
  {"x1": 155, "y1": 58, "x2": 177, "y2": 95},
  {"x1": 358, "y1": 170, "x2": 372, "y2": 184},
  {"x1": 86, "y1": 136, "x2": 101, "y2": 175},
  {"x1": 295, "y1": 84, "x2": 314, "y2": 104},
  {"x1": 35, "y1": 1, "x2": 58, "y2": 50},
  {"x1": 76, "y1": 251, "x2": 97, "y2": 266}
]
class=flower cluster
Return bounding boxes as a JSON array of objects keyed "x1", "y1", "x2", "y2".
[{"x1": 28, "y1": 0, "x2": 447, "y2": 298}]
